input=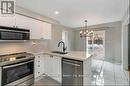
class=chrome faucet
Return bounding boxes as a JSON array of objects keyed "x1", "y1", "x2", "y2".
[{"x1": 58, "y1": 41, "x2": 67, "y2": 52}]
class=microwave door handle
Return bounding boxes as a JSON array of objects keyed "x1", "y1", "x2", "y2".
[
  {"x1": 2, "y1": 60, "x2": 34, "y2": 69},
  {"x1": 63, "y1": 61, "x2": 80, "y2": 67}
]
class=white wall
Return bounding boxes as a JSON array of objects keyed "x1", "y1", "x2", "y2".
[
  {"x1": 121, "y1": 5, "x2": 129, "y2": 70},
  {"x1": 73, "y1": 30, "x2": 86, "y2": 51},
  {"x1": 73, "y1": 21, "x2": 122, "y2": 63},
  {"x1": 50, "y1": 24, "x2": 74, "y2": 52}
]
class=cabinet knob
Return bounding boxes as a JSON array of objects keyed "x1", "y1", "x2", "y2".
[
  {"x1": 38, "y1": 65, "x2": 40, "y2": 67},
  {"x1": 38, "y1": 56, "x2": 40, "y2": 58},
  {"x1": 38, "y1": 61, "x2": 40, "y2": 62},
  {"x1": 38, "y1": 72, "x2": 40, "y2": 74}
]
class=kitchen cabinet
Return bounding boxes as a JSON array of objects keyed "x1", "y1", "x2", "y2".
[
  {"x1": 43, "y1": 54, "x2": 62, "y2": 83},
  {"x1": 43, "y1": 54, "x2": 53, "y2": 76},
  {"x1": 34, "y1": 54, "x2": 44, "y2": 79},
  {"x1": 52, "y1": 56, "x2": 62, "y2": 83},
  {"x1": 0, "y1": 15, "x2": 15, "y2": 27},
  {"x1": 15, "y1": 14, "x2": 51, "y2": 39},
  {"x1": 15, "y1": 14, "x2": 31, "y2": 29},
  {"x1": 0, "y1": 14, "x2": 52, "y2": 40},
  {"x1": 42, "y1": 22, "x2": 52, "y2": 40},
  {"x1": 29, "y1": 19, "x2": 43, "y2": 39}
]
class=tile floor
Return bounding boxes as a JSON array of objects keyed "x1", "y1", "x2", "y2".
[
  {"x1": 91, "y1": 58, "x2": 129, "y2": 86},
  {"x1": 33, "y1": 76, "x2": 61, "y2": 86},
  {"x1": 33, "y1": 58, "x2": 129, "y2": 86}
]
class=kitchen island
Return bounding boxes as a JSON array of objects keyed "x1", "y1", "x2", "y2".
[{"x1": 33, "y1": 51, "x2": 92, "y2": 86}]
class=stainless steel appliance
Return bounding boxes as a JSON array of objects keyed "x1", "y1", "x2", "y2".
[
  {"x1": 62, "y1": 58, "x2": 83, "y2": 86},
  {"x1": 0, "y1": 52, "x2": 34, "y2": 86},
  {"x1": 0, "y1": 26, "x2": 30, "y2": 40}
]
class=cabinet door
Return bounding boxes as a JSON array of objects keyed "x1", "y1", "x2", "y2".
[
  {"x1": 43, "y1": 55, "x2": 62, "y2": 83},
  {"x1": 30, "y1": 19, "x2": 42, "y2": 39},
  {"x1": 52, "y1": 56, "x2": 62, "y2": 83},
  {"x1": 42, "y1": 22, "x2": 52, "y2": 40},
  {"x1": 15, "y1": 14, "x2": 31, "y2": 29},
  {"x1": 0, "y1": 15, "x2": 15, "y2": 27},
  {"x1": 43, "y1": 55, "x2": 53, "y2": 76}
]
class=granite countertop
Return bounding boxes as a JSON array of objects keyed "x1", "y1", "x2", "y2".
[{"x1": 32, "y1": 51, "x2": 92, "y2": 61}]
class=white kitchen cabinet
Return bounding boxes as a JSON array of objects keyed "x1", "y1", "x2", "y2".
[
  {"x1": 43, "y1": 55, "x2": 53, "y2": 76},
  {"x1": 15, "y1": 14, "x2": 31, "y2": 29},
  {"x1": 15, "y1": 14, "x2": 42, "y2": 39},
  {"x1": 52, "y1": 56, "x2": 62, "y2": 83},
  {"x1": 16, "y1": 14, "x2": 51, "y2": 39},
  {"x1": 29, "y1": 19, "x2": 43, "y2": 39},
  {"x1": 0, "y1": 14, "x2": 52, "y2": 40},
  {"x1": 42, "y1": 22, "x2": 52, "y2": 40},
  {"x1": 0, "y1": 15, "x2": 15, "y2": 27},
  {"x1": 34, "y1": 54, "x2": 44, "y2": 79},
  {"x1": 43, "y1": 54, "x2": 62, "y2": 83}
]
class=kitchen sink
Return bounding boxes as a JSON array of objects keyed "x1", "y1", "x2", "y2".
[{"x1": 51, "y1": 51, "x2": 68, "y2": 54}]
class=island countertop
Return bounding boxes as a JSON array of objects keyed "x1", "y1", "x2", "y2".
[{"x1": 32, "y1": 51, "x2": 92, "y2": 61}]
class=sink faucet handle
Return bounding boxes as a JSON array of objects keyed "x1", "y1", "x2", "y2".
[{"x1": 63, "y1": 47, "x2": 67, "y2": 52}]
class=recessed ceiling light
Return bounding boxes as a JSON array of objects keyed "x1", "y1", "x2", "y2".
[{"x1": 54, "y1": 11, "x2": 59, "y2": 15}]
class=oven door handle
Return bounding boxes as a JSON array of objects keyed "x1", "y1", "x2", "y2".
[{"x1": 2, "y1": 60, "x2": 34, "y2": 69}]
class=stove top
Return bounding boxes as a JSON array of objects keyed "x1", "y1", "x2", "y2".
[{"x1": 0, "y1": 52, "x2": 34, "y2": 62}]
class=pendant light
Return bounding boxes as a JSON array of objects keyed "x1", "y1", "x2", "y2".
[{"x1": 80, "y1": 20, "x2": 94, "y2": 38}]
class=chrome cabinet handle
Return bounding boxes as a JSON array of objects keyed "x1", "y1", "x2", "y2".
[{"x1": 63, "y1": 61, "x2": 80, "y2": 67}]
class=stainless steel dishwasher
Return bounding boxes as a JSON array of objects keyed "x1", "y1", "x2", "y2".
[{"x1": 62, "y1": 58, "x2": 83, "y2": 86}]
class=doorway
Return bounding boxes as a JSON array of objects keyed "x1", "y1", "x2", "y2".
[{"x1": 87, "y1": 30, "x2": 105, "y2": 60}]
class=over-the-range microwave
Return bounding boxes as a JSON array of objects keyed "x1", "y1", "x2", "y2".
[{"x1": 0, "y1": 26, "x2": 30, "y2": 40}]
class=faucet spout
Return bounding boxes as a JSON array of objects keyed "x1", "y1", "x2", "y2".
[{"x1": 58, "y1": 41, "x2": 66, "y2": 52}]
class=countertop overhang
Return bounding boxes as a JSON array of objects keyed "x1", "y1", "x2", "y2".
[{"x1": 33, "y1": 51, "x2": 92, "y2": 61}]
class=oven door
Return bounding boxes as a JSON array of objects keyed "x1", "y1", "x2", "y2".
[{"x1": 2, "y1": 60, "x2": 34, "y2": 86}]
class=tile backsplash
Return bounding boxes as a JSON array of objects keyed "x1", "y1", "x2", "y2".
[{"x1": 0, "y1": 40, "x2": 50, "y2": 55}]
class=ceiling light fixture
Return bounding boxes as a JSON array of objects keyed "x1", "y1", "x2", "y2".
[
  {"x1": 80, "y1": 20, "x2": 94, "y2": 38},
  {"x1": 54, "y1": 11, "x2": 59, "y2": 15}
]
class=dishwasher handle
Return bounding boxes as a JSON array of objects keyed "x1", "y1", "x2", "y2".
[{"x1": 63, "y1": 61, "x2": 81, "y2": 67}]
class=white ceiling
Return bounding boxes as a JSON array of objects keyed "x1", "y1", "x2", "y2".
[{"x1": 16, "y1": 0, "x2": 129, "y2": 28}]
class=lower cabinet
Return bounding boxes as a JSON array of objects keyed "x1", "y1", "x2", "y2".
[
  {"x1": 52, "y1": 56, "x2": 62, "y2": 83},
  {"x1": 35, "y1": 54, "x2": 62, "y2": 83},
  {"x1": 44, "y1": 55, "x2": 62, "y2": 83}
]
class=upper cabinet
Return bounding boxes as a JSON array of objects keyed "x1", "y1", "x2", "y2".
[
  {"x1": 0, "y1": 16, "x2": 15, "y2": 27},
  {"x1": 15, "y1": 14, "x2": 31, "y2": 29},
  {"x1": 0, "y1": 14, "x2": 52, "y2": 40},
  {"x1": 42, "y1": 22, "x2": 52, "y2": 40},
  {"x1": 30, "y1": 19, "x2": 43, "y2": 39}
]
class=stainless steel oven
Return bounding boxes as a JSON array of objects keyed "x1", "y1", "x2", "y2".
[{"x1": 2, "y1": 59, "x2": 34, "y2": 86}]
